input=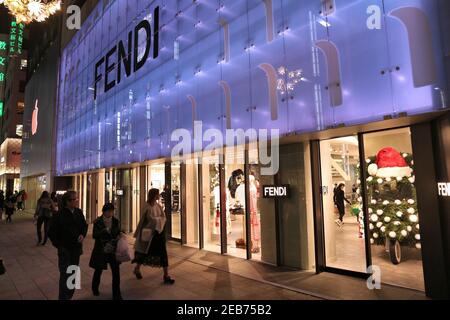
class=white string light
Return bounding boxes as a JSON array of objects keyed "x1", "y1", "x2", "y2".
[{"x1": 0, "y1": 0, "x2": 62, "y2": 24}]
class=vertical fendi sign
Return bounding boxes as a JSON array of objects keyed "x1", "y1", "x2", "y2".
[{"x1": 94, "y1": 6, "x2": 160, "y2": 100}]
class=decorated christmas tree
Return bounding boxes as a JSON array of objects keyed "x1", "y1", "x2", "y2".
[{"x1": 357, "y1": 147, "x2": 421, "y2": 264}]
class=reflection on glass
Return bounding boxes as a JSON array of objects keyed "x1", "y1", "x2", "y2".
[
  {"x1": 249, "y1": 164, "x2": 262, "y2": 261},
  {"x1": 363, "y1": 128, "x2": 424, "y2": 291},
  {"x1": 171, "y1": 162, "x2": 181, "y2": 240},
  {"x1": 320, "y1": 136, "x2": 367, "y2": 272},
  {"x1": 225, "y1": 147, "x2": 247, "y2": 259},
  {"x1": 202, "y1": 157, "x2": 221, "y2": 253}
]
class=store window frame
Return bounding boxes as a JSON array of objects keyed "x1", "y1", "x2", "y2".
[
  {"x1": 312, "y1": 123, "x2": 448, "y2": 298},
  {"x1": 312, "y1": 134, "x2": 371, "y2": 279}
]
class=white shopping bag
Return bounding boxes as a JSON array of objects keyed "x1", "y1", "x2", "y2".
[{"x1": 115, "y1": 234, "x2": 132, "y2": 263}]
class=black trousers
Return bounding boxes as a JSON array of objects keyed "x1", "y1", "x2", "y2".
[
  {"x1": 337, "y1": 203, "x2": 345, "y2": 222},
  {"x1": 58, "y1": 247, "x2": 81, "y2": 300},
  {"x1": 92, "y1": 257, "x2": 121, "y2": 299},
  {"x1": 36, "y1": 216, "x2": 50, "y2": 244}
]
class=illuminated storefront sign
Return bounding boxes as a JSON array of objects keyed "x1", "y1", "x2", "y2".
[
  {"x1": 56, "y1": 0, "x2": 447, "y2": 176},
  {"x1": 9, "y1": 20, "x2": 24, "y2": 57},
  {"x1": 437, "y1": 183, "x2": 450, "y2": 197},
  {"x1": 262, "y1": 185, "x2": 291, "y2": 198},
  {"x1": 94, "y1": 6, "x2": 159, "y2": 100}
]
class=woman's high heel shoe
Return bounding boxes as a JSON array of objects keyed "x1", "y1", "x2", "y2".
[{"x1": 163, "y1": 276, "x2": 175, "y2": 285}]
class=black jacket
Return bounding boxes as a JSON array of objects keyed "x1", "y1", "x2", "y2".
[
  {"x1": 335, "y1": 189, "x2": 351, "y2": 207},
  {"x1": 89, "y1": 216, "x2": 121, "y2": 270},
  {"x1": 48, "y1": 207, "x2": 88, "y2": 253}
]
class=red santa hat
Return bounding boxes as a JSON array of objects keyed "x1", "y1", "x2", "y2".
[{"x1": 368, "y1": 147, "x2": 412, "y2": 178}]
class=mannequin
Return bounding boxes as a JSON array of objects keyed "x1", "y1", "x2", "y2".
[{"x1": 249, "y1": 175, "x2": 261, "y2": 253}]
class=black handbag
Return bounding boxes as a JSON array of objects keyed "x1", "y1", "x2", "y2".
[{"x1": 230, "y1": 206, "x2": 244, "y2": 215}]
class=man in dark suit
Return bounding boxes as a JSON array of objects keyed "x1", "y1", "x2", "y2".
[{"x1": 48, "y1": 191, "x2": 88, "y2": 300}]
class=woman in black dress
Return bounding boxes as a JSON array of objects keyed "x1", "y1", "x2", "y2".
[{"x1": 132, "y1": 188, "x2": 174, "y2": 284}]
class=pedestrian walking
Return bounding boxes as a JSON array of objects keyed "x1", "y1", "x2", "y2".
[
  {"x1": 5, "y1": 191, "x2": 16, "y2": 223},
  {"x1": 132, "y1": 188, "x2": 175, "y2": 284},
  {"x1": 34, "y1": 191, "x2": 53, "y2": 246},
  {"x1": 16, "y1": 191, "x2": 23, "y2": 211},
  {"x1": 0, "y1": 190, "x2": 4, "y2": 222},
  {"x1": 335, "y1": 183, "x2": 352, "y2": 227},
  {"x1": 89, "y1": 203, "x2": 123, "y2": 300},
  {"x1": 48, "y1": 191, "x2": 88, "y2": 300}
]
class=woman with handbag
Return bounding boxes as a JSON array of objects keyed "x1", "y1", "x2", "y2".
[
  {"x1": 89, "y1": 203, "x2": 123, "y2": 300},
  {"x1": 132, "y1": 188, "x2": 175, "y2": 284},
  {"x1": 34, "y1": 191, "x2": 53, "y2": 245}
]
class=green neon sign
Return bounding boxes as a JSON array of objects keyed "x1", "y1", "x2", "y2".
[
  {"x1": 9, "y1": 19, "x2": 24, "y2": 57},
  {"x1": 0, "y1": 101, "x2": 4, "y2": 117}
]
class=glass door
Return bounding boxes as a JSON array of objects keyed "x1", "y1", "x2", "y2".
[
  {"x1": 320, "y1": 136, "x2": 368, "y2": 273},
  {"x1": 170, "y1": 162, "x2": 182, "y2": 240},
  {"x1": 362, "y1": 128, "x2": 425, "y2": 291}
]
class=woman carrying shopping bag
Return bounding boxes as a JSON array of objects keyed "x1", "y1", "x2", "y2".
[
  {"x1": 132, "y1": 188, "x2": 175, "y2": 284},
  {"x1": 89, "y1": 203, "x2": 123, "y2": 300}
]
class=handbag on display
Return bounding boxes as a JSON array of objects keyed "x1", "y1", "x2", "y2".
[
  {"x1": 236, "y1": 239, "x2": 246, "y2": 249},
  {"x1": 141, "y1": 228, "x2": 153, "y2": 242},
  {"x1": 115, "y1": 235, "x2": 132, "y2": 263},
  {"x1": 230, "y1": 204, "x2": 244, "y2": 216}
]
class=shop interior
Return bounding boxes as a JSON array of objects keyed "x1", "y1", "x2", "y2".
[{"x1": 320, "y1": 128, "x2": 425, "y2": 291}]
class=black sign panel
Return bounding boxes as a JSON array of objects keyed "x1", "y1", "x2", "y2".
[{"x1": 262, "y1": 185, "x2": 290, "y2": 198}]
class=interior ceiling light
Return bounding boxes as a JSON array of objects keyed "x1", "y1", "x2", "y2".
[{"x1": 0, "y1": 0, "x2": 62, "y2": 24}]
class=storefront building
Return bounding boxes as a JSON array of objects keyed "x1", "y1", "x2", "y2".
[{"x1": 56, "y1": 0, "x2": 450, "y2": 298}]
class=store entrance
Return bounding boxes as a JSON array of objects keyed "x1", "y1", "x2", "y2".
[{"x1": 318, "y1": 128, "x2": 425, "y2": 291}]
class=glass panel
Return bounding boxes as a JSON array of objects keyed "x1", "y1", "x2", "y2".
[
  {"x1": 324, "y1": 0, "x2": 394, "y2": 127},
  {"x1": 384, "y1": 0, "x2": 447, "y2": 115},
  {"x1": 171, "y1": 162, "x2": 181, "y2": 240},
  {"x1": 320, "y1": 136, "x2": 367, "y2": 272},
  {"x1": 224, "y1": 146, "x2": 247, "y2": 259},
  {"x1": 185, "y1": 157, "x2": 200, "y2": 248},
  {"x1": 363, "y1": 128, "x2": 424, "y2": 291},
  {"x1": 148, "y1": 163, "x2": 166, "y2": 194},
  {"x1": 202, "y1": 155, "x2": 221, "y2": 254}
]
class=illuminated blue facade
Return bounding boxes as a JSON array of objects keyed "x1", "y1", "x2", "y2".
[{"x1": 56, "y1": 0, "x2": 448, "y2": 175}]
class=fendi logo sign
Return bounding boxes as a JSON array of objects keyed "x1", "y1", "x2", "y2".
[
  {"x1": 262, "y1": 185, "x2": 290, "y2": 198},
  {"x1": 438, "y1": 183, "x2": 450, "y2": 197},
  {"x1": 94, "y1": 6, "x2": 160, "y2": 100}
]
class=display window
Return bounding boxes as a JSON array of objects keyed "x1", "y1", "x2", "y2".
[
  {"x1": 362, "y1": 128, "x2": 424, "y2": 291},
  {"x1": 201, "y1": 155, "x2": 221, "y2": 254},
  {"x1": 318, "y1": 127, "x2": 425, "y2": 291}
]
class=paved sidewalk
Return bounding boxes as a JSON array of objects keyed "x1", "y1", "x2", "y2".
[
  {"x1": 0, "y1": 215, "x2": 318, "y2": 300},
  {"x1": 0, "y1": 214, "x2": 427, "y2": 300}
]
